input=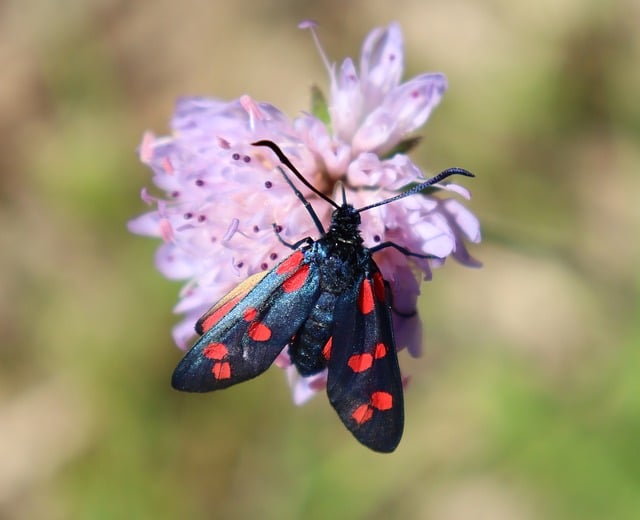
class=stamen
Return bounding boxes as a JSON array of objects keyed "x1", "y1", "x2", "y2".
[
  {"x1": 159, "y1": 219, "x2": 173, "y2": 243},
  {"x1": 240, "y1": 95, "x2": 264, "y2": 132},
  {"x1": 161, "y1": 157, "x2": 174, "y2": 173},
  {"x1": 139, "y1": 132, "x2": 155, "y2": 163},
  {"x1": 223, "y1": 218, "x2": 239, "y2": 242},
  {"x1": 298, "y1": 20, "x2": 331, "y2": 75},
  {"x1": 141, "y1": 188, "x2": 156, "y2": 204}
]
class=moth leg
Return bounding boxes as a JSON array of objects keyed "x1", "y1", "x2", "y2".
[
  {"x1": 369, "y1": 241, "x2": 442, "y2": 260},
  {"x1": 272, "y1": 223, "x2": 313, "y2": 250}
]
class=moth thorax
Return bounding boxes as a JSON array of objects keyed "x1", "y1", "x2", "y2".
[{"x1": 328, "y1": 204, "x2": 363, "y2": 244}]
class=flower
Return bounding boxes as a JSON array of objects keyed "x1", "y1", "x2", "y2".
[{"x1": 129, "y1": 22, "x2": 481, "y2": 404}]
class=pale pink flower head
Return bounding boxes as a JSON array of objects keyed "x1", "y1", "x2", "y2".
[{"x1": 129, "y1": 22, "x2": 481, "y2": 404}]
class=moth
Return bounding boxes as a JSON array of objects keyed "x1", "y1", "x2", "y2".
[{"x1": 172, "y1": 140, "x2": 473, "y2": 452}]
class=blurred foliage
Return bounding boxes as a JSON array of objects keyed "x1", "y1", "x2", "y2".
[{"x1": 1, "y1": 0, "x2": 639, "y2": 519}]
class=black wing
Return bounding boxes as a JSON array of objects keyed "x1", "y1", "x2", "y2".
[
  {"x1": 326, "y1": 262, "x2": 404, "y2": 452},
  {"x1": 172, "y1": 250, "x2": 321, "y2": 392}
]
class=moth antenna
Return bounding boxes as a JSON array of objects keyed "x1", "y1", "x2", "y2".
[
  {"x1": 275, "y1": 166, "x2": 325, "y2": 235},
  {"x1": 357, "y1": 167, "x2": 474, "y2": 214},
  {"x1": 253, "y1": 140, "x2": 339, "y2": 209}
]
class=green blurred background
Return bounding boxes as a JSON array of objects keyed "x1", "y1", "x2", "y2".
[{"x1": 1, "y1": 0, "x2": 639, "y2": 518}]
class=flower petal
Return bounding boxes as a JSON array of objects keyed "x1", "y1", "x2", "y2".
[
  {"x1": 155, "y1": 243, "x2": 198, "y2": 280},
  {"x1": 287, "y1": 368, "x2": 327, "y2": 405},
  {"x1": 127, "y1": 211, "x2": 163, "y2": 237},
  {"x1": 443, "y1": 198, "x2": 482, "y2": 243},
  {"x1": 360, "y1": 22, "x2": 404, "y2": 103},
  {"x1": 329, "y1": 58, "x2": 364, "y2": 142},
  {"x1": 352, "y1": 73, "x2": 447, "y2": 154}
]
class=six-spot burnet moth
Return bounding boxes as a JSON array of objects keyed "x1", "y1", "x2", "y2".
[{"x1": 171, "y1": 140, "x2": 474, "y2": 453}]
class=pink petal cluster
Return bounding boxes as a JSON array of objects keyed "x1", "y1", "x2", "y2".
[{"x1": 129, "y1": 22, "x2": 481, "y2": 404}]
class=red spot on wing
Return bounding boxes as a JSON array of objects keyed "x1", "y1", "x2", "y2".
[
  {"x1": 352, "y1": 404, "x2": 374, "y2": 425},
  {"x1": 351, "y1": 392, "x2": 394, "y2": 425},
  {"x1": 276, "y1": 250, "x2": 304, "y2": 276},
  {"x1": 322, "y1": 337, "x2": 333, "y2": 360},
  {"x1": 374, "y1": 343, "x2": 387, "y2": 359},
  {"x1": 244, "y1": 307, "x2": 257, "y2": 322},
  {"x1": 203, "y1": 343, "x2": 232, "y2": 380},
  {"x1": 243, "y1": 306, "x2": 271, "y2": 341},
  {"x1": 200, "y1": 297, "x2": 242, "y2": 333},
  {"x1": 212, "y1": 362, "x2": 231, "y2": 379},
  {"x1": 348, "y1": 353, "x2": 373, "y2": 373},
  {"x1": 370, "y1": 391, "x2": 393, "y2": 410},
  {"x1": 357, "y1": 279, "x2": 375, "y2": 315},
  {"x1": 282, "y1": 264, "x2": 310, "y2": 293},
  {"x1": 372, "y1": 272, "x2": 386, "y2": 302},
  {"x1": 203, "y1": 343, "x2": 228, "y2": 360},
  {"x1": 248, "y1": 321, "x2": 272, "y2": 341}
]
